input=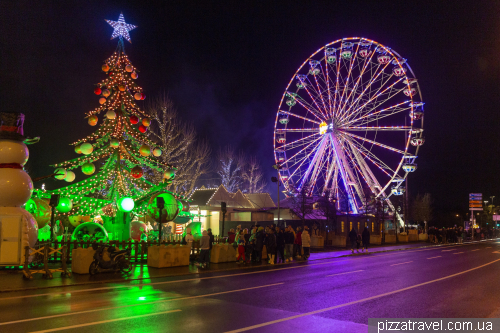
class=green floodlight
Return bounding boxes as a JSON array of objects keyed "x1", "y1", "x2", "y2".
[
  {"x1": 56, "y1": 197, "x2": 73, "y2": 213},
  {"x1": 25, "y1": 198, "x2": 36, "y2": 211},
  {"x1": 118, "y1": 197, "x2": 135, "y2": 212}
]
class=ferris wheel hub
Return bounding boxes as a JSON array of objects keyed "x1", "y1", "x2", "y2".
[{"x1": 319, "y1": 119, "x2": 334, "y2": 135}]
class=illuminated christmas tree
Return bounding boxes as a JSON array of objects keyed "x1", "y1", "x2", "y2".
[{"x1": 35, "y1": 14, "x2": 186, "y2": 234}]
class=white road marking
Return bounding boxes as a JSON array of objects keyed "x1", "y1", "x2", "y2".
[
  {"x1": 326, "y1": 270, "x2": 364, "y2": 277},
  {"x1": 0, "y1": 283, "x2": 283, "y2": 326},
  {"x1": 493, "y1": 251, "x2": 500, "y2": 254},
  {"x1": 486, "y1": 247, "x2": 492, "y2": 248},
  {"x1": 0, "y1": 249, "x2": 436, "y2": 301},
  {"x1": 442, "y1": 249, "x2": 457, "y2": 252},
  {"x1": 453, "y1": 252, "x2": 465, "y2": 255},
  {"x1": 390, "y1": 261, "x2": 413, "y2": 266},
  {"x1": 471, "y1": 249, "x2": 480, "y2": 252},
  {"x1": 1, "y1": 240, "x2": 493, "y2": 301},
  {"x1": 29, "y1": 309, "x2": 181, "y2": 333},
  {"x1": 224, "y1": 258, "x2": 500, "y2": 333},
  {"x1": 427, "y1": 256, "x2": 442, "y2": 259}
]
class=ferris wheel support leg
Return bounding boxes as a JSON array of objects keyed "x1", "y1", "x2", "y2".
[
  {"x1": 344, "y1": 138, "x2": 382, "y2": 203},
  {"x1": 307, "y1": 139, "x2": 328, "y2": 194},
  {"x1": 395, "y1": 211, "x2": 405, "y2": 228},
  {"x1": 298, "y1": 136, "x2": 327, "y2": 193},
  {"x1": 322, "y1": 162, "x2": 338, "y2": 195},
  {"x1": 329, "y1": 133, "x2": 359, "y2": 214}
]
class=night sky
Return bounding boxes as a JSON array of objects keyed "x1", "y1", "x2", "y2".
[{"x1": 1, "y1": 1, "x2": 500, "y2": 222}]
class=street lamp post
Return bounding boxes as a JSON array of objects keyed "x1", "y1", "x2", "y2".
[{"x1": 272, "y1": 164, "x2": 282, "y2": 226}]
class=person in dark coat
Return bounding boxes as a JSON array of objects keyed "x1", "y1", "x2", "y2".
[
  {"x1": 265, "y1": 229, "x2": 277, "y2": 265},
  {"x1": 227, "y1": 229, "x2": 236, "y2": 244},
  {"x1": 284, "y1": 226, "x2": 295, "y2": 262},
  {"x1": 244, "y1": 228, "x2": 253, "y2": 263},
  {"x1": 275, "y1": 227, "x2": 285, "y2": 263},
  {"x1": 294, "y1": 226, "x2": 303, "y2": 258},
  {"x1": 207, "y1": 228, "x2": 215, "y2": 262},
  {"x1": 362, "y1": 226, "x2": 370, "y2": 252},
  {"x1": 254, "y1": 226, "x2": 265, "y2": 262},
  {"x1": 348, "y1": 228, "x2": 357, "y2": 254}
]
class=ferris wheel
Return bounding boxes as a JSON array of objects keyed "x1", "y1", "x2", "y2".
[{"x1": 273, "y1": 37, "x2": 424, "y2": 216}]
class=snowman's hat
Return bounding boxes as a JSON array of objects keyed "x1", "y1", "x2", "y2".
[{"x1": 0, "y1": 112, "x2": 39, "y2": 144}]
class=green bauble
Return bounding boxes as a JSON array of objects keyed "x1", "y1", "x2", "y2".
[
  {"x1": 147, "y1": 192, "x2": 179, "y2": 223},
  {"x1": 81, "y1": 162, "x2": 95, "y2": 175},
  {"x1": 110, "y1": 138, "x2": 120, "y2": 148},
  {"x1": 54, "y1": 168, "x2": 67, "y2": 180},
  {"x1": 139, "y1": 144, "x2": 151, "y2": 157},
  {"x1": 80, "y1": 143, "x2": 93, "y2": 155},
  {"x1": 64, "y1": 171, "x2": 76, "y2": 182},
  {"x1": 163, "y1": 168, "x2": 175, "y2": 180},
  {"x1": 56, "y1": 197, "x2": 73, "y2": 213}
]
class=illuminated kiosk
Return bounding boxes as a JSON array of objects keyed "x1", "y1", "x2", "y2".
[{"x1": 71, "y1": 222, "x2": 109, "y2": 242}]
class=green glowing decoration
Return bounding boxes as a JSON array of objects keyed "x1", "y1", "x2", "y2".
[
  {"x1": 81, "y1": 162, "x2": 95, "y2": 175},
  {"x1": 72, "y1": 222, "x2": 109, "y2": 242},
  {"x1": 64, "y1": 171, "x2": 76, "y2": 182},
  {"x1": 54, "y1": 168, "x2": 67, "y2": 180},
  {"x1": 110, "y1": 138, "x2": 120, "y2": 148},
  {"x1": 147, "y1": 192, "x2": 179, "y2": 223},
  {"x1": 56, "y1": 197, "x2": 73, "y2": 213},
  {"x1": 25, "y1": 198, "x2": 51, "y2": 228},
  {"x1": 118, "y1": 197, "x2": 134, "y2": 212}
]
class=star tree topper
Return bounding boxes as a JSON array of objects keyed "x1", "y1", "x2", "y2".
[{"x1": 106, "y1": 13, "x2": 137, "y2": 43}]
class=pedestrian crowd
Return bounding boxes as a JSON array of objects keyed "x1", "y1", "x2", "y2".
[
  {"x1": 427, "y1": 226, "x2": 500, "y2": 244},
  {"x1": 348, "y1": 227, "x2": 371, "y2": 254},
  {"x1": 195, "y1": 224, "x2": 314, "y2": 267}
]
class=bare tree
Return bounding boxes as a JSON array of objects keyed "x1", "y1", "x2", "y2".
[
  {"x1": 289, "y1": 184, "x2": 314, "y2": 226},
  {"x1": 241, "y1": 156, "x2": 267, "y2": 193},
  {"x1": 147, "y1": 96, "x2": 211, "y2": 194},
  {"x1": 316, "y1": 189, "x2": 337, "y2": 234},
  {"x1": 411, "y1": 193, "x2": 433, "y2": 224},
  {"x1": 217, "y1": 146, "x2": 245, "y2": 192}
]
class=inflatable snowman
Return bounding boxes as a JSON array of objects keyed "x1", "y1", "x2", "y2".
[{"x1": 0, "y1": 112, "x2": 39, "y2": 266}]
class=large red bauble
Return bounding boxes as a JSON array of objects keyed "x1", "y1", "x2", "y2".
[
  {"x1": 140, "y1": 93, "x2": 146, "y2": 100},
  {"x1": 131, "y1": 165, "x2": 143, "y2": 179},
  {"x1": 102, "y1": 64, "x2": 110, "y2": 72},
  {"x1": 138, "y1": 125, "x2": 147, "y2": 133},
  {"x1": 130, "y1": 221, "x2": 147, "y2": 241},
  {"x1": 130, "y1": 115, "x2": 139, "y2": 124},
  {"x1": 94, "y1": 88, "x2": 102, "y2": 95}
]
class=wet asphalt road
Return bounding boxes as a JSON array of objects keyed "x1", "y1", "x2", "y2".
[{"x1": 1, "y1": 240, "x2": 500, "y2": 333}]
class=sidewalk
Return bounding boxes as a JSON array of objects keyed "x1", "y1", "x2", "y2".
[{"x1": 0, "y1": 241, "x2": 459, "y2": 293}]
